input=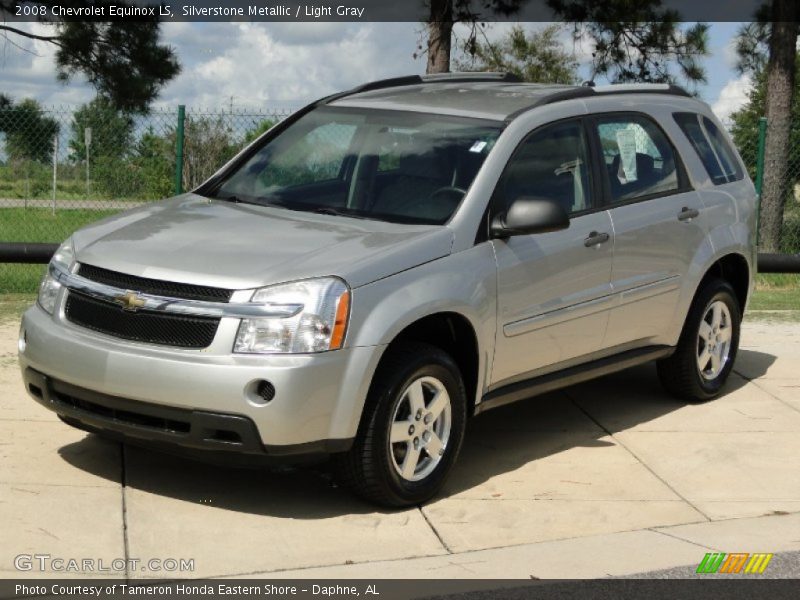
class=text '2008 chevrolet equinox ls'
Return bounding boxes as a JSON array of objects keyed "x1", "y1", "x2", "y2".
[{"x1": 19, "y1": 73, "x2": 755, "y2": 507}]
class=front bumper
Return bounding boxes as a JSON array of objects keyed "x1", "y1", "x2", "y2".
[
  {"x1": 23, "y1": 368, "x2": 347, "y2": 464},
  {"x1": 19, "y1": 304, "x2": 384, "y2": 455}
]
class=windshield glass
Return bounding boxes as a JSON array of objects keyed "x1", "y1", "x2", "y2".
[{"x1": 211, "y1": 107, "x2": 502, "y2": 224}]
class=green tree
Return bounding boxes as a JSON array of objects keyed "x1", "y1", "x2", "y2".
[
  {"x1": 455, "y1": 24, "x2": 579, "y2": 84},
  {"x1": 243, "y1": 119, "x2": 277, "y2": 145},
  {"x1": 0, "y1": 97, "x2": 59, "y2": 163},
  {"x1": 182, "y1": 117, "x2": 239, "y2": 191},
  {"x1": 68, "y1": 98, "x2": 136, "y2": 198},
  {"x1": 734, "y1": 0, "x2": 799, "y2": 252},
  {"x1": 0, "y1": 1, "x2": 179, "y2": 112},
  {"x1": 735, "y1": 18, "x2": 770, "y2": 76},
  {"x1": 423, "y1": 0, "x2": 527, "y2": 74},
  {"x1": 547, "y1": 0, "x2": 709, "y2": 89},
  {"x1": 68, "y1": 97, "x2": 134, "y2": 163},
  {"x1": 131, "y1": 128, "x2": 174, "y2": 199},
  {"x1": 730, "y1": 56, "x2": 800, "y2": 184}
]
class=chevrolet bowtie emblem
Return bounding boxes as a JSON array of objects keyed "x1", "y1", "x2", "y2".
[{"x1": 114, "y1": 290, "x2": 147, "y2": 312}]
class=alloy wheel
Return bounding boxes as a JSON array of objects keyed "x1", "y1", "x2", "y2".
[
  {"x1": 697, "y1": 300, "x2": 733, "y2": 380},
  {"x1": 388, "y1": 376, "x2": 452, "y2": 482}
]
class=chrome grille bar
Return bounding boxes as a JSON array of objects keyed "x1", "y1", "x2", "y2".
[{"x1": 51, "y1": 263, "x2": 303, "y2": 320}]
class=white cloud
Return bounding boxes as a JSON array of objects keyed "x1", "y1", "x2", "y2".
[
  {"x1": 149, "y1": 22, "x2": 423, "y2": 110},
  {"x1": 1, "y1": 22, "x2": 425, "y2": 109},
  {"x1": 712, "y1": 74, "x2": 752, "y2": 122},
  {"x1": 722, "y1": 35, "x2": 742, "y2": 71},
  {"x1": 1, "y1": 21, "x2": 93, "y2": 105}
]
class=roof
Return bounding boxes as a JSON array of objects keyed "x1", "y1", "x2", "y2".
[{"x1": 328, "y1": 74, "x2": 691, "y2": 122}]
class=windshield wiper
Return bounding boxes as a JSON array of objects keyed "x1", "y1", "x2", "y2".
[
  {"x1": 313, "y1": 207, "x2": 368, "y2": 219},
  {"x1": 213, "y1": 194, "x2": 242, "y2": 203},
  {"x1": 210, "y1": 194, "x2": 278, "y2": 208}
]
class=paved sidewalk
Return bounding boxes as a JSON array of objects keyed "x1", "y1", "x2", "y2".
[
  {"x1": 264, "y1": 512, "x2": 800, "y2": 579},
  {"x1": 1, "y1": 316, "x2": 799, "y2": 579}
]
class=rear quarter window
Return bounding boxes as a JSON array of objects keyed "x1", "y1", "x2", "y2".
[{"x1": 674, "y1": 112, "x2": 744, "y2": 185}]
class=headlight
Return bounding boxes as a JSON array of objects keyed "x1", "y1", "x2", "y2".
[
  {"x1": 233, "y1": 277, "x2": 350, "y2": 354},
  {"x1": 37, "y1": 238, "x2": 75, "y2": 315}
]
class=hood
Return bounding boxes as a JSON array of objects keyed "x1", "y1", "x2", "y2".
[{"x1": 71, "y1": 195, "x2": 453, "y2": 290}]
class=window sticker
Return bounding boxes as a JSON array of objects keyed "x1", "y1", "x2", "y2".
[
  {"x1": 616, "y1": 129, "x2": 638, "y2": 182},
  {"x1": 469, "y1": 140, "x2": 488, "y2": 153}
]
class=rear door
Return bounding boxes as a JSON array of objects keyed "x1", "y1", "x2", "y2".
[
  {"x1": 590, "y1": 113, "x2": 706, "y2": 349},
  {"x1": 490, "y1": 118, "x2": 615, "y2": 386}
]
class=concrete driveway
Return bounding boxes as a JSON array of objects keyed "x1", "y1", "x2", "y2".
[{"x1": 1, "y1": 315, "x2": 799, "y2": 579}]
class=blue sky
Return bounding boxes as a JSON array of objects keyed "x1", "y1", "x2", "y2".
[{"x1": 0, "y1": 22, "x2": 752, "y2": 121}]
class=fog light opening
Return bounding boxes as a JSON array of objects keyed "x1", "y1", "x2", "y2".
[{"x1": 245, "y1": 379, "x2": 275, "y2": 407}]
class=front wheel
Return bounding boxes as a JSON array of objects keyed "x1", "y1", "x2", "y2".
[
  {"x1": 332, "y1": 342, "x2": 467, "y2": 507},
  {"x1": 657, "y1": 279, "x2": 741, "y2": 401}
]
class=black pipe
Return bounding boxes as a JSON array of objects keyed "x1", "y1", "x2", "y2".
[
  {"x1": 757, "y1": 253, "x2": 800, "y2": 274},
  {"x1": 0, "y1": 243, "x2": 59, "y2": 264}
]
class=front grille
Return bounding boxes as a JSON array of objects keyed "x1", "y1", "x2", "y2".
[
  {"x1": 64, "y1": 264, "x2": 229, "y2": 349},
  {"x1": 65, "y1": 292, "x2": 220, "y2": 349},
  {"x1": 77, "y1": 263, "x2": 233, "y2": 302}
]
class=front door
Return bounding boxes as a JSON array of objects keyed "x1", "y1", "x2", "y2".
[{"x1": 491, "y1": 119, "x2": 614, "y2": 386}]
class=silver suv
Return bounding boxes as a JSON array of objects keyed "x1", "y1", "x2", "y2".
[{"x1": 19, "y1": 74, "x2": 755, "y2": 507}]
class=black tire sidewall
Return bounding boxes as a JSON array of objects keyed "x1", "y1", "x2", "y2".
[
  {"x1": 370, "y1": 349, "x2": 466, "y2": 504},
  {"x1": 687, "y1": 283, "x2": 741, "y2": 397}
]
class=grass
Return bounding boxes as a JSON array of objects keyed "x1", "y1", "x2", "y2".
[
  {"x1": 0, "y1": 207, "x2": 117, "y2": 243},
  {"x1": 0, "y1": 170, "x2": 166, "y2": 202},
  {"x1": 750, "y1": 289, "x2": 800, "y2": 311},
  {"x1": 1, "y1": 264, "x2": 46, "y2": 295},
  {"x1": 0, "y1": 207, "x2": 116, "y2": 293},
  {"x1": 750, "y1": 275, "x2": 800, "y2": 312}
]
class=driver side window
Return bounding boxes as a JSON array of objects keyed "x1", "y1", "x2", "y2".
[
  {"x1": 255, "y1": 122, "x2": 358, "y2": 192},
  {"x1": 494, "y1": 119, "x2": 593, "y2": 217}
]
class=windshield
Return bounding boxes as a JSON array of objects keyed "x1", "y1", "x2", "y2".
[{"x1": 210, "y1": 107, "x2": 502, "y2": 224}]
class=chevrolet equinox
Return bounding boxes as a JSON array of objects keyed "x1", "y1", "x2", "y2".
[{"x1": 19, "y1": 73, "x2": 755, "y2": 507}]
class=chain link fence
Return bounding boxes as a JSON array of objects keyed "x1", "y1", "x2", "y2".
[
  {"x1": 727, "y1": 117, "x2": 800, "y2": 259},
  {"x1": 1, "y1": 104, "x2": 798, "y2": 293},
  {"x1": 0, "y1": 104, "x2": 292, "y2": 293}
]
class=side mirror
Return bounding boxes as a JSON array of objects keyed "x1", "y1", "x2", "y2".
[{"x1": 490, "y1": 196, "x2": 570, "y2": 238}]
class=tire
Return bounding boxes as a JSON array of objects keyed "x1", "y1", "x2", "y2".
[
  {"x1": 332, "y1": 342, "x2": 467, "y2": 507},
  {"x1": 657, "y1": 278, "x2": 741, "y2": 402}
]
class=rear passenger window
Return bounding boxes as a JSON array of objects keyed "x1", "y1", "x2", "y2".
[
  {"x1": 596, "y1": 116, "x2": 680, "y2": 203},
  {"x1": 675, "y1": 112, "x2": 743, "y2": 184},
  {"x1": 494, "y1": 120, "x2": 593, "y2": 216}
]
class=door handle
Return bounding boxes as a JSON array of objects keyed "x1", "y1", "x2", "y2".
[
  {"x1": 584, "y1": 231, "x2": 610, "y2": 248},
  {"x1": 678, "y1": 207, "x2": 700, "y2": 222}
]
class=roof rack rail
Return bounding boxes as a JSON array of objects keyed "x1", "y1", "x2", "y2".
[
  {"x1": 532, "y1": 83, "x2": 691, "y2": 106},
  {"x1": 319, "y1": 72, "x2": 523, "y2": 105},
  {"x1": 592, "y1": 83, "x2": 691, "y2": 97},
  {"x1": 505, "y1": 83, "x2": 693, "y2": 121},
  {"x1": 420, "y1": 72, "x2": 523, "y2": 83}
]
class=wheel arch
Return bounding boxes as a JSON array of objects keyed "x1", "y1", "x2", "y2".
[
  {"x1": 379, "y1": 311, "x2": 481, "y2": 417},
  {"x1": 696, "y1": 252, "x2": 751, "y2": 314}
]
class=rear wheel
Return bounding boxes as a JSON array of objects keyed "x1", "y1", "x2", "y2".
[
  {"x1": 657, "y1": 279, "x2": 741, "y2": 401},
  {"x1": 332, "y1": 342, "x2": 467, "y2": 507}
]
